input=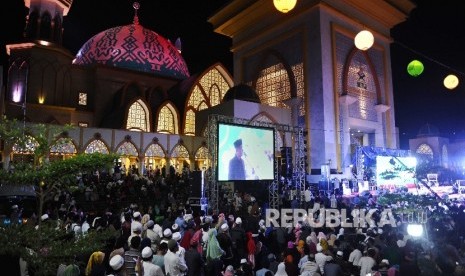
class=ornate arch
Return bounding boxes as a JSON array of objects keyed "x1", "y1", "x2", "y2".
[
  {"x1": 342, "y1": 48, "x2": 382, "y2": 122},
  {"x1": 115, "y1": 141, "x2": 139, "y2": 157},
  {"x1": 183, "y1": 63, "x2": 233, "y2": 135},
  {"x1": 145, "y1": 143, "x2": 166, "y2": 158},
  {"x1": 170, "y1": 144, "x2": 190, "y2": 159},
  {"x1": 50, "y1": 137, "x2": 77, "y2": 155},
  {"x1": 252, "y1": 50, "x2": 296, "y2": 109},
  {"x1": 416, "y1": 143, "x2": 433, "y2": 158},
  {"x1": 84, "y1": 139, "x2": 110, "y2": 154}
]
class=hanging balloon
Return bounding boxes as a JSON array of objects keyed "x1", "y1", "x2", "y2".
[
  {"x1": 444, "y1": 74, "x2": 459, "y2": 90},
  {"x1": 273, "y1": 0, "x2": 297, "y2": 13},
  {"x1": 407, "y1": 60, "x2": 424, "y2": 77},
  {"x1": 354, "y1": 30, "x2": 374, "y2": 51}
]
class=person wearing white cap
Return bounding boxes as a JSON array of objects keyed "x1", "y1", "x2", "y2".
[
  {"x1": 108, "y1": 254, "x2": 125, "y2": 275},
  {"x1": 161, "y1": 228, "x2": 172, "y2": 245},
  {"x1": 315, "y1": 243, "x2": 333, "y2": 275},
  {"x1": 217, "y1": 223, "x2": 233, "y2": 267},
  {"x1": 128, "y1": 221, "x2": 143, "y2": 245},
  {"x1": 140, "y1": 247, "x2": 164, "y2": 276},
  {"x1": 230, "y1": 217, "x2": 246, "y2": 267},
  {"x1": 171, "y1": 231, "x2": 187, "y2": 272}
]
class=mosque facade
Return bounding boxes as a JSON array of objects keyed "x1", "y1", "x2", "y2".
[{"x1": 2, "y1": 0, "x2": 416, "y2": 181}]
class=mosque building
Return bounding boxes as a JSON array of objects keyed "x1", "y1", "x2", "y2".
[{"x1": 2, "y1": 0, "x2": 417, "y2": 183}]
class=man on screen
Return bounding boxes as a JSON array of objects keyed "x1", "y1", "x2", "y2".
[{"x1": 228, "y1": 139, "x2": 246, "y2": 180}]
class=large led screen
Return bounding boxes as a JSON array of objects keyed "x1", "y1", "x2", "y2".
[
  {"x1": 376, "y1": 156, "x2": 417, "y2": 186},
  {"x1": 217, "y1": 122, "x2": 275, "y2": 181}
]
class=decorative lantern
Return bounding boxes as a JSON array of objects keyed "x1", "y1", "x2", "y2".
[
  {"x1": 444, "y1": 74, "x2": 459, "y2": 90},
  {"x1": 407, "y1": 60, "x2": 424, "y2": 77},
  {"x1": 354, "y1": 30, "x2": 374, "y2": 51},
  {"x1": 273, "y1": 0, "x2": 297, "y2": 13}
]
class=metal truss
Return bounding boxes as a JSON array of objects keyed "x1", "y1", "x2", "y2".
[
  {"x1": 293, "y1": 127, "x2": 306, "y2": 205},
  {"x1": 205, "y1": 114, "x2": 306, "y2": 212}
]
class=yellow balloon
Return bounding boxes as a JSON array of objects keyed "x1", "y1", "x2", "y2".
[
  {"x1": 444, "y1": 74, "x2": 459, "y2": 90},
  {"x1": 273, "y1": 0, "x2": 297, "y2": 13}
]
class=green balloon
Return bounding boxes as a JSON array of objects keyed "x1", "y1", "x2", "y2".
[{"x1": 407, "y1": 60, "x2": 424, "y2": 77}]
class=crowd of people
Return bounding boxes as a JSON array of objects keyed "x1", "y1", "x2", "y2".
[{"x1": 4, "y1": 164, "x2": 465, "y2": 276}]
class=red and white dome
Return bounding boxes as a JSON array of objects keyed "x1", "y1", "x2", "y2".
[{"x1": 73, "y1": 20, "x2": 190, "y2": 79}]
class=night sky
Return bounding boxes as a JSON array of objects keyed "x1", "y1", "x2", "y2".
[{"x1": 2, "y1": 0, "x2": 465, "y2": 149}]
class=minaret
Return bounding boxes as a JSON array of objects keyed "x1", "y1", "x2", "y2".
[{"x1": 23, "y1": 0, "x2": 74, "y2": 45}]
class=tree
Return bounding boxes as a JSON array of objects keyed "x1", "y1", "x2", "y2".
[
  {"x1": 0, "y1": 118, "x2": 121, "y2": 275},
  {"x1": 0, "y1": 117, "x2": 119, "y2": 221}
]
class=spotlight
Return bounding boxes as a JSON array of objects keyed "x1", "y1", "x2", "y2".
[{"x1": 407, "y1": 224, "x2": 423, "y2": 237}]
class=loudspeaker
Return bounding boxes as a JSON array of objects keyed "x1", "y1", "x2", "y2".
[
  {"x1": 189, "y1": 170, "x2": 203, "y2": 197},
  {"x1": 280, "y1": 147, "x2": 293, "y2": 177}
]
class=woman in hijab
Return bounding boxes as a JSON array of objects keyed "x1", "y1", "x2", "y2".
[
  {"x1": 275, "y1": 262, "x2": 288, "y2": 276},
  {"x1": 206, "y1": 228, "x2": 224, "y2": 276},
  {"x1": 85, "y1": 251, "x2": 105, "y2": 276}
]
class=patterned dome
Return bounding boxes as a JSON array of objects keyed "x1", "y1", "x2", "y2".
[{"x1": 73, "y1": 20, "x2": 190, "y2": 79}]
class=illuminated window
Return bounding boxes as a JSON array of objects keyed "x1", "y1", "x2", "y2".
[
  {"x1": 416, "y1": 143, "x2": 433, "y2": 157},
  {"x1": 85, "y1": 139, "x2": 109, "y2": 154},
  {"x1": 195, "y1": 146, "x2": 209, "y2": 159},
  {"x1": 184, "y1": 66, "x2": 232, "y2": 136},
  {"x1": 184, "y1": 109, "x2": 196, "y2": 136},
  {"x1": 126, "y1": 100, "x2": 150, "y2": 132},
  {"x1": 50, "y1": 138, "x2": 77, "y2": 155},
  {"x1": 145, "y1": 143, "x2": 165, "y2": 158},
  {"x1": 78, "y1": 92, "x2": 87, "y2": 105},
  {"x1": 157, "y1": 104, "x2": 177, "y2": 134},
  {"x1": 256, "y1": 63, "x2": 291, "y2": 109},
  {"x1": 171, "y1": 144, "x2": 190, "y2": 158},
  {"x1": 78, "y1": 122, "x2": 88, "y2": 127},
  {"x1": 116, "y1": 141, "x2": 138, "y2": 156},
  {"x1": 12, "y1": 135, "x2": 38, "y2": 154}
]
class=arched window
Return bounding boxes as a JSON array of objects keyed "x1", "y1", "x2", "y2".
[
  {"x1": 145, "y1": 143, "x2": 165, "y2": 158},
  {"x1": 126, "y1": 99, "x2": 150, "y2": 132},
  {"x1": 85, "y1": 140, "x2": 109, "y2": 154},
  {"x1": 12, "y1": 135, "x2": 39, "y2": 163},
  {"x1": 116, "y1": 141, "x2": 138, "y2": 156},
  {"x1": 171, "y1": 144, "x2": 190, "y2": 159},
  {"x1": 53, "y1": 15, "x2": 62, "y2": 42},
  {"x1": 12, "y1": 135, "x2": 38, "y2": 154},
  {"x1": 184, "y1": 65, "x2": 232, "y2": 135},
  {"x1": 157, "y1": 104, "x2": 178, "y2": 134},
  {"x1": 256, "y1": 62, "x2": 291, "y2": 109},
  {"x1": 416, "y1": 143, "x2": 433, "y2": 157},
  {"x1": 50, "y1": 138, "x2": 77, "y2": 160},
  {"x1": 195, "y1": 146, "x2": 209, "y2": 159}
]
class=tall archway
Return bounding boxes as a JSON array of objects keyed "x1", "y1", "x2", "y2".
[
  {"x1": 145, "y1": 143, "x2": 166, "y2": 174},
  {"x1": 156, "y1": 103, "x2": 179, "y2": 134},
  {"x1": 170, "y1": 144, "x2": 190, "y2": 174},
  {"x1": 195, "y1": 146, "x2": 210, "y2": 170},
  {"x1": 116, "y1": 141, "x2": 139, "y2": 175}
]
